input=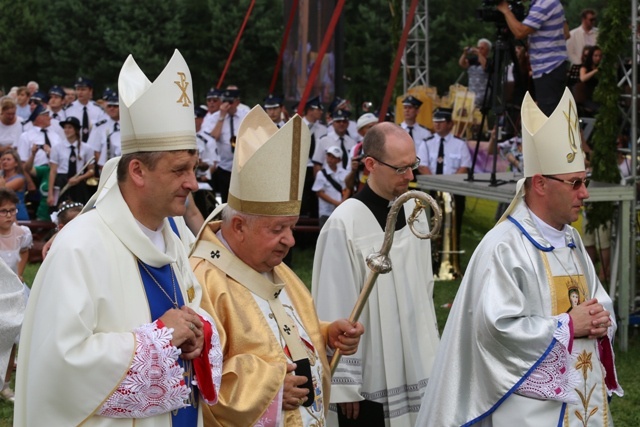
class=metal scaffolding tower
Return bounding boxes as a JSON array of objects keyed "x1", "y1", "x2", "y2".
[{"x1": 402, "y1": 0, "x2": 429, "y2": 92}]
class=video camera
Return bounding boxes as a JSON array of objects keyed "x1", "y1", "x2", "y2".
[{"x1": 476, "y1": 0, "x2": 526, "y2": 29}]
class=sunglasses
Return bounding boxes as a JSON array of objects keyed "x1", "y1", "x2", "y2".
[{"x1": 543, "y1": 175, "x2": 590, "y2": 190}]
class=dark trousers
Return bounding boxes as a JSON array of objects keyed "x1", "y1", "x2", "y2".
[
  {"x1": 212, "y1": 168, "x2": 232, "y2": 204},
  {"x1": 533, "y1": 62, "x2": 568, "y2": 117},
  {"x1": 300, "y1": 166, "x2": 318, "y2": 218},
  {"x1": 337, "y1": 400, "x2": 385, "y2": 427}
]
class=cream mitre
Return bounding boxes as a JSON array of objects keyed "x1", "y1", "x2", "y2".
[
  {"x1": 498, "y1": 87, "x2": 586, "y2": 223},
  {"x1": 118, "y1": 49, "x2": 196, "y2": 154},
  {"x1": 228, "y1": 106, "x2": 310, "y2": 216}
]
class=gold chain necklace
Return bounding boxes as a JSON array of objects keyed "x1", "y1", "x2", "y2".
[{"x1": 138, "y1": 259, "x2": 180, "y2": 309}]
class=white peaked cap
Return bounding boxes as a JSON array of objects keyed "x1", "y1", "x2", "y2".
[
  {"x1": 522, "y1": 87, "x2": 585, "y2": 177},
  {"x1": 228, "y1": 106, "x2": 310, "y2": 216},
  {"x1": 118, "y1": 49, "x2": 196, "y2": 154},
  {"x1": 497, "y1": 88, "x2": 585, "y2": 224}
]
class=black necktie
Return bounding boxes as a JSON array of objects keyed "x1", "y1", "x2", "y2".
[
  {"x1": 68, "y1": 145, "x2": 77, "y2": 176},
  {"x1": 339, "y1": 136, "x2": 348, "y2": 168},
  {"x1": 309, "y1": 124, "x2": 315, "y2": 160},
  {"x1": 408, "y1": 126, "x2": 413, "y2": 139},
  {"x1": 436, "y1": 137, "x2": 445, "y2": 175},
  {"x1": 82, "y1": 106, "x2": 89, "y2": 142},
  {"x1": 52, "y1": 113, "x2": 59, "y2": 120},
  {"x1": 107, "y1": 122, "x2": 119, "y2": 160},
  {"x1": 41, "y1": 129, "x2": 51, "y2": 147},
  {"x1": 229, "y1": 115, "x2": 235, "y2": 153}
]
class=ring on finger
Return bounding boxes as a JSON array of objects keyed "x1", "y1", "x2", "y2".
[
  {"x1": 189, "y1": 322, "x2": 195, "y2": 331},
  {"x1": 298, "y1": 398, "x2": 304, "y2": 406},
  {"x1": 599, "y1": 323, "x2": 606, "y2": 328}
]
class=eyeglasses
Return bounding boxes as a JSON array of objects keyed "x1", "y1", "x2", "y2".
[
  {"x1": 371, "y1": 157, "x2": 420, "y2": 175},
  {"x1": 0, "y1": 208, "x2": 18, "y2": 217},
  {"x1": 543, "y1": 175, "x2": 590, "y2": 190}
]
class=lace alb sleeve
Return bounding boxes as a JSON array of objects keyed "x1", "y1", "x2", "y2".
[
  {"x1": 515, "y1": 314, "x2": 580, "y2": 404},
  {"x1": 98, "y1": 321, "x2": 190, "y2": 418}
]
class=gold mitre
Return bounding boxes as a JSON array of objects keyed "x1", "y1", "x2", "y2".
[
  {"x1": 118, "y1": 49, "x2": 196, "y2": 154},
  {"x1": 522, "y1": 87, "x2": 585, "y2": 177},
  {"x1": 228, "y1": 106, "x2": 310, "y2": 216}
]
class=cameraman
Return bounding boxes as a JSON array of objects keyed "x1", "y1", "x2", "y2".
[{"x1": 497, "y1": 0, "x2": 570, "y2": 116}]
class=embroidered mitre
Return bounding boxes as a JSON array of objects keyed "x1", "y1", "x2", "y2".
[
  {"x1": 228, "y1": 106, "x2": 310, "y2": 216},
  {"x1": 522, "y1": 87, "x2": 586, "y2": 177},
  {"x1": 118, "y1": 49, "x2": 196, "y2": 154}
]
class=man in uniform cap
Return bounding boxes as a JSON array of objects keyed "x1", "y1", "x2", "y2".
[
  {"x1": 64, "y1": 76, "x2": 105, "y2": 143},
  {"x1": 15, "y1": 50, "x2": 222, "y2": 427},
  {"x1": 400, "y1": 95, "x2": 432, "y2": 153},
  {"x1": 416, "y1": 88, "x2": 622, "y2": 426},
  {"x1": 263, "y1": 94, "x2": 286, "y2": 127},
  {"x1": 190, "y1": 106, "x2": 364, "y2": 426},
  {"x1": 313, "y1": 122, "x2": 440, "y2": 427},
  {"x1": 418, "y1": 107, "x2": 471, "y2": 264},
  {"x1": 16, "y1": 104, "x2": 61, "y2": 170},
  {"x1": 313, "y1": 109, "x2": 355, "y2": 176},
  {"x1": 327, "y1": 97, "x2": 358, "y2": 139},
  {"x1": 47, "y1": 85, "x2": 67, "y2": 122}
]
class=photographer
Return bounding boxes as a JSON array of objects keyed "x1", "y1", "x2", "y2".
[
  {"x1": 203, "y1": 88, "x2": 247, "y2": 203},
  {"x1": 497, "y1": 0, "x2": 570, "y2": 116},
  {"x1": 459, "y1": 39, "x2": 492, "y2": 108}
]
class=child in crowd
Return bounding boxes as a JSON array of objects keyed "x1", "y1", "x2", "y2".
[
  {"x1": 41, "y1": 201, "x2": 83, "y2": 259},
  {"x1": 312, "y1": 145, "x2": 349, "y2": 228},
  {"x1": 0, "y1": 188, "x2": 32, "y2": 403}
]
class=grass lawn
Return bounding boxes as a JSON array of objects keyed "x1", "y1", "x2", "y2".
[{"x1": 4, "y1": 197, "x2": 638, "y2": 425}]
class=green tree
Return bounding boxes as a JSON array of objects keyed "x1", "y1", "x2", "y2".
[
  {"x1": 0, "y1": 0, "x2": 47, "y2": 89},
  {"x1": 585, "y1": 0, "x2": 628, "y2": 231}
]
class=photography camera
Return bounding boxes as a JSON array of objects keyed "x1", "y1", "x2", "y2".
[
  {"x1": 476, "y1": 0, "x2": 526, "y2": 28},
  {"x1": 221, "y1": 96, "x2": 236, "y2": 104}
]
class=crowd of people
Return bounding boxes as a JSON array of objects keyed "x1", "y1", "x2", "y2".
[{"x1": 0, "y1": 1, "x2": 629, "y2": 425}]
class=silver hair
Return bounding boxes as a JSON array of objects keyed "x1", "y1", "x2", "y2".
[
  {"x1": 221, "y1": 205, "x2": 257, "y2": 226},
  {"x1": 477, "y1": 38, "x2": 492, "y2": 50}
]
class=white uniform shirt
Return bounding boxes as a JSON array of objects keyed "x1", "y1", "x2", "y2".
[
  {"x1": 196, "y1": 131, "x2": 219, "y2": 182},
  {"x1": 312, "y1": 133, "x2": 355, "y2": 170},
  {"x1": 88, "y1": 118, "x2": 121, "y2": 166},
  {"x1": 401, "y1": 121, "x2": 432, "y2": 154},
  {"x1": 50, "y1": 140, "x2": 94, "y2": 174},
  {"x1": 201, "y1": 110, "x2": 247, "y2": 172},
  {"x1": 64, "y1": 100, "x2": 105, "y2": 139},
  {"x1": 418, "y1": 133, "x2": 472, "y2": 175},
  {"x1": 16, "y1": 126, "x2": 62, "y2": 167},
  {"x1": 302, "y1": 117, "x2": 328, "y2": 167}
]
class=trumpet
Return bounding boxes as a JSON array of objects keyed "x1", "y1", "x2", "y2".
[{"x1": 330, "y1": 190, "x2": 442, "y2": 375}]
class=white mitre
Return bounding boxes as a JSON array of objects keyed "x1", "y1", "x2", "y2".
[
  {"x1": 498, "y1": 87, "x2": 585, "y2": 223},
  {"x1": 118, "y1": 49, "x2": 196, "y2": 154},
  {"x1": 227, "y1": 106, "x2": 310, "y2": 216}
]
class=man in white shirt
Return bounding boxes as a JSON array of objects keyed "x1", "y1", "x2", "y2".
[
  {"x1": 64, "y1": 77, "x2": 104, "y2": 143},
  {"x1": 567, "y1": 9, "x2": 599, "y2": 65}
]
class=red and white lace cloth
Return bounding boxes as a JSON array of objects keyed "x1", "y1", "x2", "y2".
[
  {"x1": 515, "y1": 313, "x2": 580, "y2": 404},
  {"x1": 98, "y1": 317, "x2": 222, "y2": 418}
]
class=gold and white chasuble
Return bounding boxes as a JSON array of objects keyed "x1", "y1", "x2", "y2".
[
  {"x1": 415, "y1": 201, "x2": 623, "y2": 427},
  {"x1": 191, "y1": 223, "x2": 332, "y2": 427}
]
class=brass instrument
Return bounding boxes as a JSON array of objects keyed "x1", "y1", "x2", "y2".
[
  {"x1": 58, "y1": 157, "x2": 96, "y2": 199},
  {"x1": 329, "y1": 190, "x2": 442, "y2": 375},
  {"x1": 436, "y1": 192, "x2": 463, "y2": 280}
]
